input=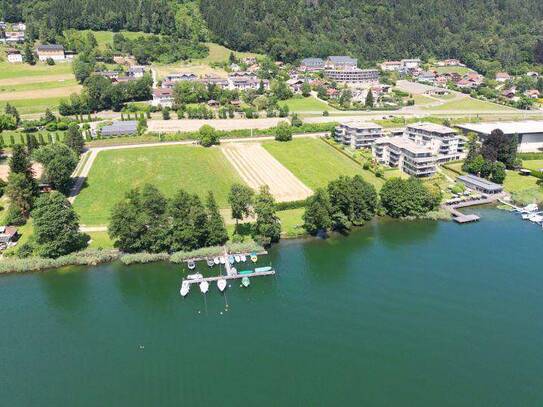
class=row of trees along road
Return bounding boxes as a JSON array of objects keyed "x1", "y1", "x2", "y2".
[{"x1": 303, "y1": 175, "x2": 441, "y2": 235}]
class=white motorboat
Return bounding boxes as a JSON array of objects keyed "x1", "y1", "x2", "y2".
[
  {"x1": 527, "y1": 213, "x2": 543, "y2": 224},
  {"x1": 240, "y1": 254, "x2": 247, "y2": 262},
  {"x1": 217, "y1": 279, "x2": 227, "y2": 292},
  {"x1": 207, "y1": 258, "x2": 215, "y2": 267},
  {"x1": 187, "y1": 260, "x2": 196, "y2": 270},
  {"x1": 213, "y1": 257, "x2": 220, "y2": 265},
  {"x1": 234, "y1": 254, "x2": 241, "y2": 263},
  {"x1": 180, "y1": 281, "x2": 190, "y2": 297},
  {"x1": 187, "y1": 273, "x2": 203, "y2": 280},
  {"x1": 518, "y1": 203, "x2": 538, "y2": 214},
  {"x1": 199, "y1": 281, "x2": 209, "y2": 294},
  {"x1": 219, "y1": 256, "x2": 226, "y2": 264}
]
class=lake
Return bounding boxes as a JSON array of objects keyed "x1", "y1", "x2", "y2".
[{"x1": 0, "y1": 208, "x2": 542, "y2": 406}]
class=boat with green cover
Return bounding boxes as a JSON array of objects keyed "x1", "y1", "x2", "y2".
[{"x1": 239, "y1": 270, "x2": 253, "y2": 275}]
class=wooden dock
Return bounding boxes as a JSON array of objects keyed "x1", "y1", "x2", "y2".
[{"x1": 443, "y1": 194, "x2": 503, "y2": 224}]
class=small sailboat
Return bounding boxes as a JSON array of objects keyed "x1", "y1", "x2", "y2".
[
  {"x1": 187, "y1": 273, "x2": 203, "y2": 280},
  {"x1": 219, "y1": 256, "x2": 226, "y2": 264},
  {"x1": 207, "y1": 258, "x2": 214, "y2": 267},
  {"x1": 199, "y1": 280, "x2": 209, "y2": 294},
  {"x1": 180, "y1": 281, "x2": 190, "y2": 297},
  {"x1": 213, "y1": 257, "x2": 220, "y2": 265},
  {"x1": 234, "y1": 254, "x2": 241, "y2": 263},
  {"x1": 241, "y1": 277, "x2": 250, "y2": 287},
  {"x1": 228, "y1": 255, "x2": 235, "y2": 264},
  {"x1": 240, "y1": 254, "x2": 247, "y2": 262},
  {"x1": 231, "y1": 267, "x2": 237, "y2": 275},
  {"x1": 217, "y1": 279, "x2": 227, "y2": 292},
  {"x1": 187, "y1": 260, "x2": 196, "y2": 270},
  {"x1": 250, "y1": 253, "x2": 258, "y2": 263}
]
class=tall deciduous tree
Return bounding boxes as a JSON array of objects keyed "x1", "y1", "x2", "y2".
[
  {"x1": 33, "y1": 144, "x2": 78, "y2": 194},
  {"x1": 65, "y1": 124, "x2": 85, "y2": 155},
  {"x1": 253, "y1": 185, "x2": 281, "y2": 245},
  {"x1": 31, "y1": 191, "x2": 89, "y2": 258},
  {"x1": 228, "y1": 183, "x2": 254, "y2": 229},
  {"x1": 206, "y1": 191, "x2": 228, "y2": 246},
  {"x1": 303, "y1": 188, "x2": 332, "y2": 235}
]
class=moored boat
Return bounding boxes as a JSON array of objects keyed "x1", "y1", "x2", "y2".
[
  {"x1": 199, "y1": 280, "x2": 209, "y2": 293},
  {"x1": 187, "y1": 260, "x2": 196, "y2": 270},
  {"x1": 250, "y1": 253, "x2": 258, "y2": 263},
  {"x1": 240, "y1": 254, "x2": 247, "y2": 262},
  {"x1": 180, "y1": 281, "x2": 190, "y2": 297},
  {"x1": 255, "y1": 266, "x2": 272, "y2": 273},
  {"x1": 241, "y1": 277, "x2": 250, "y2": 287},
  {"x1": 217, "y1": 279, "x2": 227, "y2": 292},
  {"x1": 234, "y1": 254, "x2": 241, "y2": 263},
  {"x1": 228, "y1": 255, "x2": 235, "y2": 264},
  {"x1": 187, "y1": 273, "x2": 203, "y2": 280},
  {"x1": 213, "y1": 257, "x2": 220, "y2": 265},
  {"x1": 207, "y1": 259, "x2": 214, "y2": 267},
  {"x1": 219, "y1": 256, "x2": 226, "y2": 264}
]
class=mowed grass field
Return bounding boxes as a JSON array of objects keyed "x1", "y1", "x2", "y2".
[
  {"x1": 434, "y1": 66, "x2": 473, "y2": 75},
  {"x1": 522, "y1": 160, "x2": 543, "y2": 171},
  {"x1": 263, "y1": 138, "x2": 384, "y2": 190},
  {"x1": 425, "y1": 97, "x2": 517, "y2": 112},
  {"x1": 278, "y1": 96, "x2": 337, "y2": 113},
  {"x1": 73, "y1": 145, "x2": 244, "y2": 225}
]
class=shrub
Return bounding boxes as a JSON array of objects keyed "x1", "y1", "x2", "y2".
[
  {"x1": 46, "y1": 57, "x2": 55, "y2": 66},
  {"x1": 120, "y1": 252, "x2": 170, "y2": 265},
  {"x1": 274, "y1": 121, "x2": 293, "y2": 141}
]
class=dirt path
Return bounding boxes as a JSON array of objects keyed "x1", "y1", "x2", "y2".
[{"x1": 221, "y1": 143, "x2": 313, "y2": 202}]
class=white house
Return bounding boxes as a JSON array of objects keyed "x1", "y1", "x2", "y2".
[
  {"x1": 7, "y1": 49, "x2": 22, "y2": 63},
  {"x1": 152, "y1": 88, "x2": 174, "y2": 107},
  {"x1": 36, "y1": 44, "x2": 65, "y2": 61}
]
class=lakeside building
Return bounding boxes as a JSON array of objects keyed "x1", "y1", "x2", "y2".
[
  {"x1": 334, "y1": 121, "x2": 384, "y2": 149},
  {"x1": 456, "y1": 121, "x2": 543, "y2": 153},
  {"x1": 7, "y1": 49, "x2": 22, "y2": 63},
  {"x1": 372, "y1": 136, "x2": 437, "y2": 177},
  {"x1": 36, "y1": 44, "x2": 65, "y2": 61},
  {"x1": 324, "y1": 68, "x2": 379, "y2": 84},
  {"x1": 457, "y1": 174, "x2": 503, "y2": 194},
  {"x1": 99, "y1": 121, "x2": 138, "y2": 137},
  {"x1": 300, "y1": 58, "x2": 325, "y2": 71},
  {"x1": 405, "y1": 122, "x2": 465, "y2": 163},
  {"x1": 152, "y1": 88, "x2": 174, "y2": 107}
]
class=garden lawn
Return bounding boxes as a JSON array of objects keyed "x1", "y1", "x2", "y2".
[
  {"x1": 425, "y1": 97, "x2": 517, "y2": 112},
  {"x1": 434, "y1": 66, "x2": 473, "y2": 75},
  {"x1": 503, "y1": 170, "x2": 543, "y2": 205},
  {"x1": 278, "y1": 96, "x2": 336, "y2": 113},
  {"x1": 0, "y1": 61, "x2": 73, "y2": 80},
  {"x1": 87, "y1": 231, "x2": 114, "y2": 249},
  {"x1": 522, "y1": 160, "x2": 543, "y2": 171},
  {"x1": 0, "y1": 96, "x2": 68, "y2": 115},
  {"x1": 73, "y1": 145, "x2": 244, "y2": 225},
  {"x1": 263, "y1": 138, "x2": 384, "y2": 190},
  {"x1": 278, "y1": 208, "x2": 305, "y2": 237}
]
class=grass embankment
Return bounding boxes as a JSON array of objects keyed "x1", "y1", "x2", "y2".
[
  {"x1": 73, "y1": 145, "x2": 244, "y2": 225},
  {"x1": 278, "y1": 96, "x2": 336, "y2": 113},
  {"x1": 263, "y1": 138, "x2": 384, "y2": 190}
]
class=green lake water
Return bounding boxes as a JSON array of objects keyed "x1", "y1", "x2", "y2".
[{"x1": 1, "y1": 208, "x2": 542, "y2": 406}]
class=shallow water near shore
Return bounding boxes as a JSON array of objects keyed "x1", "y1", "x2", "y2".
[{"x1": 1, "y1": 208, "x2": 542, "y2": 406}]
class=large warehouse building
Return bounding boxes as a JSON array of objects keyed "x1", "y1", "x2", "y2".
[{"x1": 456, "y1": 121, "x2": 543, "y2": 152}]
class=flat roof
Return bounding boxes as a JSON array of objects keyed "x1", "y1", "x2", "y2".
[
  {"x1": 374, "y1": 136, "x2": 434, "y2": 154},
  {"x1": 407, "y1": 122, "x2": 456, "y2": 134},
  {"x1": 457, "y1": 121, "x2": 543, "y2": 135},
  {"x1": 102, "y1": 121, "x2": 138, "y2": 131},
  {"x1": 342, "y1": 121, "x2": 382, "y2": 130},
  {"x1": 457, "y1": 174, "x2": 503, "y2": 191}
]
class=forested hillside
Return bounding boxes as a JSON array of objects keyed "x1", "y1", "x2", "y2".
[
  {"x1": 2, "y1": 0, "x2": 543, "y2": 73},
  {"x1": 200, "y1": 0, "x2": 543, "y2": 73}
]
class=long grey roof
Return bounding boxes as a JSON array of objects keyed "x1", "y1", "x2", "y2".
[
  {"x1": 301, "y1": 58, "x2": 324, "y2": 66},
  {"x1": 457, "y1": 174, "x2": 503, "y2": 191},
  {"x1": 328, "y1": 56, "x2": 357, "y2": 65},
  {"x1": 37, "y1": 44, "x2": 64, "y2": 51},
  {"x1": 101, "y1": 121, "x2": 138, "y2": 133}
]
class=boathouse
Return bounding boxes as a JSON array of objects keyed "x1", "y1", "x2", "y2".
[{"x1": 457, "y1": 174, "x2": 503, "y2": 195}]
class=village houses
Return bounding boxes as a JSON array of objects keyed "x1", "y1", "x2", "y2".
[{"x1": 36, "y1": 44, "x2": 65, "y2": 61}]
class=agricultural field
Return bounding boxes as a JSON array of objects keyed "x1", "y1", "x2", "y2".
[
  {"x1": 262, "y1": 138, "x2": 384, "y2": 190},
  {"x1": 0, "y1": 58, "x2": 78, "y2": 115},
  {"x1": 87, "y1": 30, "x2": 150, "y2": 50},
  {"x1": 424, "y1": 97, "x2": 517, "y2": 112},
  {"x1": 412, "y1": 94, "x2": 436, "y2": 105},
  {"x1": 73, "y1": 145, "x2": 244, "y2": 225},
  {"x1": 278, "y1": 96, "x2": 336, "y2": 113}
]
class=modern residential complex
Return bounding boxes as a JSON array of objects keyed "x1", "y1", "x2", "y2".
[
  {"x1": 324, "y1": 68, "x2": 379, "y2": 84},
  {"x1": 456, "y1": 120, "x2": 543, "y2": 153},
  {"x1": 405, "y1": 123, "x2": 465, "y2": 162},
  {"x1": 372, "y1": 136, "x2": 437, "y2": 177},
  {"x1": 334, "y1": 121, "x2": 384, "y2": 149}
]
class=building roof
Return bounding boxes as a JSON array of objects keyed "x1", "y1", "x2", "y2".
[
  {"x1": 457, "y1": 174, "x2": 503, "y2": 192},
  {"x1": 407, "y1": 122, "x2": 456, "y2": 135},
  {"x1": 37, "y1": 44, "x2": 64, "y2": 51},
  {"x1": 327, "y1": 56, "x2": 357, "y2": 65},
  {"x1": 301, "y1": 58, "x2": 324, "y2": 66},
  {"x1": 342, "y1": 121, "x2": 383, "y2": 130},
  {"x1": 153, "y1": 88, "x2": 173, "y2": 97},
  {"x1": 374, "y1": 136, "x2": 434, "y2": 154},
  {"x1": 456, "y1": 121, "x2": 543, "y2": 136},
  {"x1": 101, "y1": 121, "x2": 138, "y2": 134}
]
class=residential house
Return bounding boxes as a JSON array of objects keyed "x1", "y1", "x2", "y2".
[
  {"x1": 380, "y1": 61, "x2": 402, "y2": 71},
  {"x1": 152, "y1": 88, "x2": 174, "y2": 107},
  {"x1": 241, "y1": 57, "x2": 257, "y2": 65},
  {"x1": 96, "y1": 71, "x2": 120, "y2": 81},
  {"x1": 36, "y1": 44, "x2": 65, "y2": 61},
  {"x1": 128, "y1": 65, "x2": 146, "y2": 78},
  {"x1": 200, "y1": 75, "x2": 229, "y2": 88},
  {"x1": 2, "y1": 31, "x2": 24, "y2": 43},
  {"x1": 495, "y1": 72, "x2": 511, "y2": 82},
  {"x1": 164, "y1": 72, "x2": 198, "y2": 83},
  {"x1": 334, "y1": 121, "x2": 384, "y2": 149},
  {"x1": 437, "y1": 59, "x2": 463, "y2": 67},
  {"x1": 325, "y1": 56, "x2": 358, "y2": 70},
  {"x1": 524, "y1": 89, "x2": 540, "y2": 99},
  {"x1": 401, "y1": 59, "x2": 422, "y2": 69},
  {"x1": 324, "y1": 68, "x2": 379, "y2": 84},
  {"x1": 501, "y1": 87, "x2": 516, "y2": 99},
  {"x1": 287, "y1": 78, "x2": 306, "y2": 93},
  {"x1": 326, "y1": 88, "x2": 339, "y2": 98},
  {"x1": 227, "y1": 74, "x2": 268, "y2": 91},
  {"x1": 417, "y1": 71, "x2": 436, "y2": 83},
  {"x1": 0, "y1": 226, "x2": 19, "y2": 248},
  {"x1": 526, "y1": 71, "x2": 540, "y2": 79},
  {"x1": 405, "y1": 122, "x2": 465, "y2": 162},
  {"x1": 456, "y1": 79, "x2": 475, "y2": 89},
  {"x1": 372, "y1": 136, "x2": 437, "y2": 177},
  {"x1": 12, "y1": 22, "x2": 26, "y2": 31},
  {"x1": 300, "y1": 58, "x2": 325, "y2": 72},
  {"x1": 0, "y1": 21, "x2": 6, "y2": 30},
  {"x1": 7, "y1": 49, "x2": 22, "y2": 63}
]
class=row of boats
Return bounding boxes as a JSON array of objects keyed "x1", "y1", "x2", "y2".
[
  {"x1": 180, "y1": 275, "x2": 251, "y2": 297},
  {"x1": 187, "y1": 253, "x2": 258, "y2": 270},
  {"x1": 516, "y1": 204, "x2": 543, "y2": 228}
]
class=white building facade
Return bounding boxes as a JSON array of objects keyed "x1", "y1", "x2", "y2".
[
  {"x1": 334, "y1": 122, "x2": 384, "y2": 149},
  {"x1": 372, "y1": 136, "x2": 437, "y2": 177}
]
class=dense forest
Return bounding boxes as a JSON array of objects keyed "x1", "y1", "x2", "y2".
[{"x1": 2, "y1": 0, "x2": 543, "y2": 72}]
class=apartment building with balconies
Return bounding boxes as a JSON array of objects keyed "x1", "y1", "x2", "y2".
[
  {"x1": 334, "y1": 121, "x2": 384, "y2": 149},
  {"x1": 372, "y1": 136, "x2": 437, "y2": 177}
]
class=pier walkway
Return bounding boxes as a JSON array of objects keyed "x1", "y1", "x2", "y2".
[{"x1": 443, "y1": 194, "x2": 504, "y2": 224}]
